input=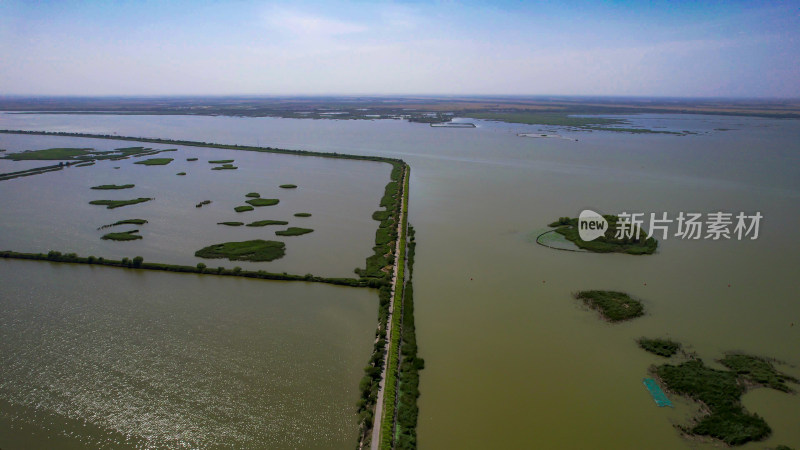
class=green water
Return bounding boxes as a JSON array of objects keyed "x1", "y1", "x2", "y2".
[{"x1": 1, "y1": 113, "x2": 799, "y2": 448}]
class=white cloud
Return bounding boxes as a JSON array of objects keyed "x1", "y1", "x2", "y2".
[{"x1": 264, "y1": 8, "x2": 368, "y2": 37}]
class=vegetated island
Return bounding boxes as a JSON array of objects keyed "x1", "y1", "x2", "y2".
[
  {"x1": 89, "y1": 198, "x2": 153, "y2": 209},
  {"x1": 218, "y1": 222, "x2": 244, "y2": 226},
  {"x1": 246, "y1": 198, "x2": 279, "y2": 207},
  {"x1": 638, "y1": 338, "x2": 682, "y2": 357},
  {"x1": 91, "y1": 183, "x2": 135, "y2": 190},
  {"x1": 98, "y1": 219, "x2": 148, "y2": 230},
  {"x1": 74, "y1": 162, "x2": 94, "y2": 167},
  {"x1": 654, "y1": 353, "x2": 798, "y2": 446},
  {"x1": 275, "y1": 227, "x2": 314, "y2": 236},
  {"x1": 234, "y1": 205, "x2": 254, "y2": 212},
  {"x1": 187, "y1": 157, "x2": 198, "y2": 161},
  {"x1": 245, "y1": 192, "x2": 260, "y2": 198},
  {"x1": 546, "y1": 216, "x2": 658, "y2": 255},
  {"x1": 195, "y1": 240, "x2": 286, "y2": 262},
  {"x1": 177, "y1": 172, "x2": 186, "y2": 176},
  {"x1": 575, "y1": 290, "x2": 644, "y2": 322},
  {"x1": 101, "y1": 230, "x2": 142, "y2": 241},
  {"x1": 279, "y1": 184, "x2": 297, "y2": 189},
  {"x1": 211, "y1": 163, "x2": 237, "y2": 170},
  {"x1": 208, "y1": 159, "x2": 234, "y2": 164},
  {"x1": 294, "y1": 212, "x2": 311, "y2": 217},
  {"x1": 247, "y1": 220, "x2": 289, "y2": 227},
  {"x1": 134, "y1": 157, "x2": 174, "y2": 166}
]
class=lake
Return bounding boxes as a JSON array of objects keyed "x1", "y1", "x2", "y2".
[{"x1": 1, "y1": 112, "x2": 799, "y2": 448}]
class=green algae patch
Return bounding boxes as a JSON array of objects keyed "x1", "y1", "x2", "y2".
[
  {"x1": 234, "y1": 205, "x2": 254, "y2": 213},
  {"x1": 246, "y1": 220, "x2": 289, "y2": 227},
  {"x1": 275, "y1": 227, "x2": 314, "y2": 236},
  {"x1": 194, "y1": 239, "x2": 286, "y2": 262},
  {"x1": 101, "y1": 230, "x2": 142, "y2": 241},
  {"x1": 575, "y1": 290, "x2": 644, "y2": 322},
  {"x1": 279, "y1": 184, "x2": 297, "y2": 189},
  {"x1": 91, "y1": 184, "x2": 135, "y2": 190},
  {"x1": 134, "y1": 157, "x2": 174, "y2": 166},
  {"x1": 294, "y1": 212, "x2": 312, "y2": 217},
  {"x1": 246, "y1": 198, "x2": 279, "y2": 207},
  {"x1": 89, "y1": 198, "x2": 153, "y2": 209},
  {"x1": 245, "y1": 192, "x2": 260, "y2": 198}
]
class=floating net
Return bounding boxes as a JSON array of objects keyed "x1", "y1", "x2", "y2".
[{"x1": 643, "y1": 378, "x2": 673, "y2": 407}]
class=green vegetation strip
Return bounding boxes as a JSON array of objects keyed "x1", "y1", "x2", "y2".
[
  {"x1": 2, "y1": 147, "x2": 93, "y2": 160},
  {"x1": 89, "y1": 198, "x2": 153, "y2": 209},
  {"x1": 279, "y1": 184, "x2": 297, "y2": 188},
  {"x1": 218, "y1": 222, "x2": 244, "y2": 226},
  {"x1": 245, "y1": 192, "x2": 260, "y2": 198},
  {"x1": 234, "y1": 205, "x2": 254, "y2": 213},
  {"x1": 294, "y1": 212, "x2": 311, "y2": 217},
  {"x1": 91, "y1": 184, "x2": 135, "y2": 190},
  {"x1": 275, "y1": 227, "x2": 313, "y2": 236},
  {"x1": 177, "y1": 172, "x2": 186, "y2": 176},
  {"x1": 194, "y1": 240, "x2": 286, "y2": 262},
  {"x1": 134, "y1": 157, "x2": 173, "y2": 166},
  {"x1": 101, "y1": 230, "x2": 142, "y2": 241},
  {"x1": 246, "y1": 198, "x2": 279, "y2": 207},
  {"x1": 575, "y1": 290, "x2": 644, "y2": 322},
  {"x1": 208, "y1": 159, "x2": 234, "y2": 164},
  {"x1": 548, "y1": 216, "x2": 658, "y2": 255},
  {"x1": 187, "y1": 157, "x2": 198, "y2": 161},
  {"x1": 98, "y1": 219, "x2": 148, "y2": 230},
  {"x1": 380, "y1": 164, "x2": 409, "y2": 450},
  {"x1": 246, "y1": 220, "x2": 288, "y2": 227},
  {"x1": 0, "y1": 250, "x2": 369, "y2": 287}
]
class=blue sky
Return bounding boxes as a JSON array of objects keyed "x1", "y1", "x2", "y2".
[{"x1": 1, "y1": 0, "x2": 798, "y2": 97}]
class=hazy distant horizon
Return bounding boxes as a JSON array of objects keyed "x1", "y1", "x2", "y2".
[{"x1": 2, "y1": 1, "x2": 798, "y2": 98}]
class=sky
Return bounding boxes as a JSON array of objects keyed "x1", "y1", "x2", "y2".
[{"x1": 1, "y1": 0, "x2": 798, "y2": 98}]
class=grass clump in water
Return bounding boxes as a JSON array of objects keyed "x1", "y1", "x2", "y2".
[
  {"x1": 275, "y1": 227, "x2": 314, "y2": 236},
  {"x1": 195, "y1": 239, "x2": 286, "y2": 262},
  {"x1": 638, "y1": 338, "x2": 681, "y2": 357},
  {"x1": 101, "y1": 230, "x2": 142, "y2": 241},
  {"x1": 89, "y1": 198, "x2": 153, "y2": 209},
  {"x1": 246, "y1": 198, "x2": 279, "y2": 207},
  {"x1": 187, "y1": 157, "x2": 198, "y2": 161},
  {"x1": 211, "y1": 163, "x2": 237, "y2": 170},
  {"x1": 279, "y1": 184, "x2": 297, "y2": 188},
  {"x1": 547, "y1": 216, "x2": 658, "y2": 255},
  {"x1": 575, "y1": 290, "x2": 644, "y2": 322},
  {"x1": 294, "y1": 212, "x2": 312, "y2": 217},
  {"x1": 208, "y1": 159, "x2": 234, "y2": 164},
  {"x1": 218, "y1": 222, "x2": 244, "y2": 226},
  {"x1": 91, "y1": 184, "x2": 135, "y2": 190},
  {"x1": 234, "y1": 205, "x2": 254, "y2": 213},
  {"x1": 134, "y1": 157, "x2": 173, "y2": 166},
  {"x1": 176, "y1": 172, "x2": 186, "y2": 176},
  {"x1": 245, "y1": 192, "x2": 260, "y2": 198},
  {"x1": 247, "y1": 220, "x2": 289, "y2": 227}
]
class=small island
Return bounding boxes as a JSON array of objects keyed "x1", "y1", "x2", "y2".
[
  {"x1": 98, "y1": 218, "x2": 148, "y2": 230},
  {"x1": 208, "y1": 159, "x2": 234, "y2": 164},
  {"x1": 211, "y1": 163, "x2": 237, "y2": 170},
  {"x1": 134, "y1": 157, "x2": 174, "y2": 166},
  {"x1": 195, "y1": 239, "x2": 286, "y2": 262},
  {"x1": 547, "y1": 216, "x2": 658, "y2": 255},
  {"x1": 187, "y1": 157, "x2": 198, "y2": 161},
  {"x1": 575, "y1": 290, "x2": 644, "y2": 322},
  {"x1": 218, "y1": 222, "x2": 244, "y2": 226},
  {"x1": 294, "y1": 212, "x2": 312, "y2": 217},
  {"x1": 275, "y1": 227, "x2": 314, "y2": 236},
  {"x1": 91, "y1": 184, "x2": 135, "y2": 190},
  {"x1": 176, "y1": 172, "x2": 186, "y2": 176},
  {"x1": 89, "y1": 198, "x2": 153, "y2": 209},
  {"x1": 247, "y1": 220, "x2": 289, "y2": 227},
  {"x1": 279, "y1": 184, "x2": 297, "y2": 189},
  {"x1": 246, "y1": 198, "x2": 279, "y2": 207},
  {"x1": 101, "y1": 230, "x2": 142, "y2": 241},
  {"x1": 234, "y1": 205, "x2": 254, "y2": 212},
  {"x1": 245, "y1": 192, "x2": 260, "y2": 198},
  {"x1": 638, "y1": 338, "x2": 681, "y2": 357}
]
